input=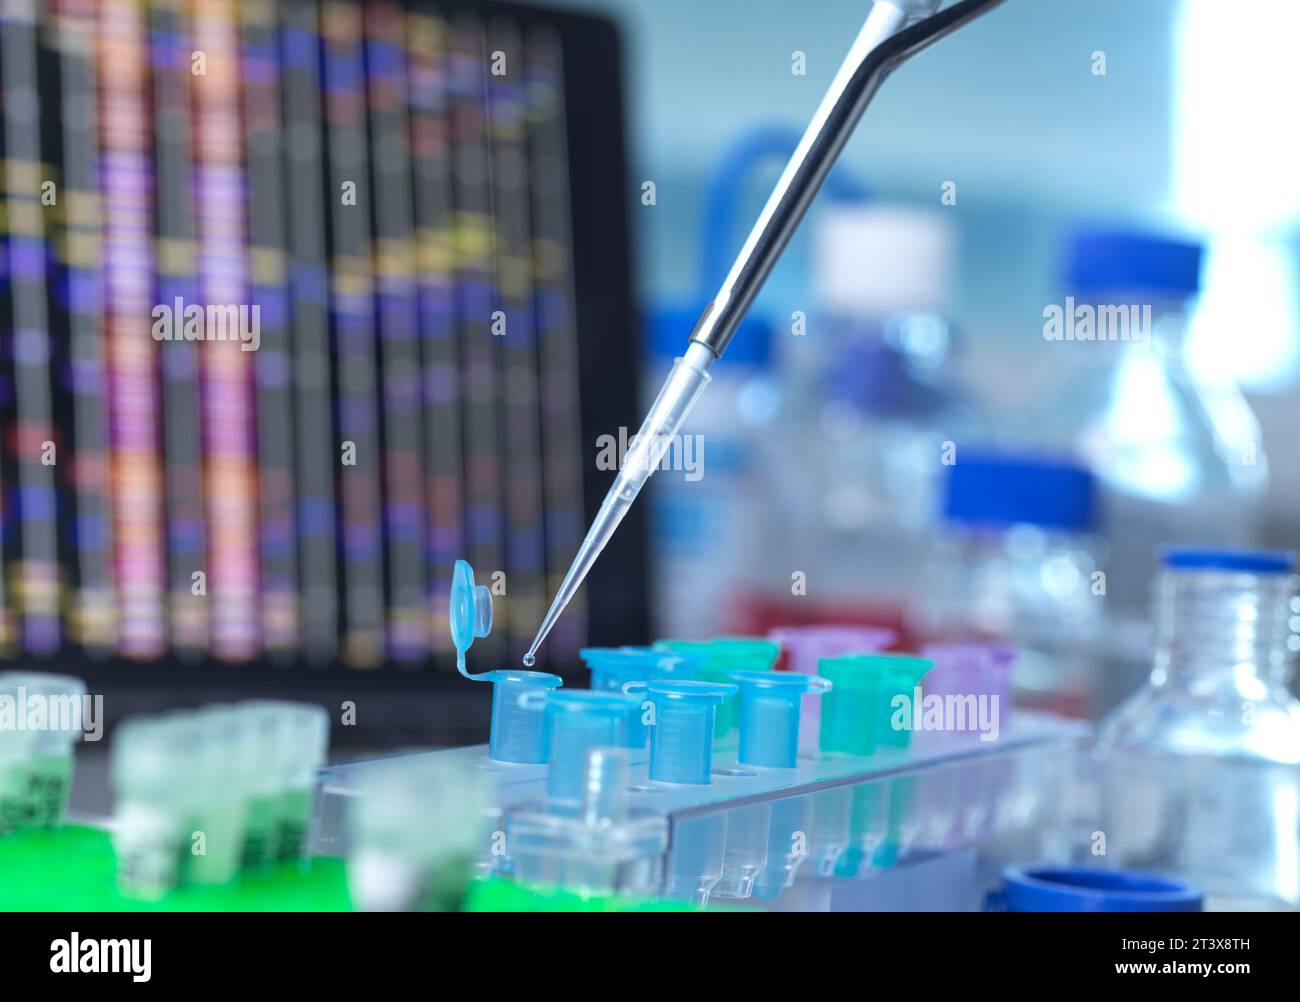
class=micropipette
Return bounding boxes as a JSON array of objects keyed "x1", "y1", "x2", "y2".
[{"x1": 523, "y1": 0, "x2": 1008, "y2": 667}]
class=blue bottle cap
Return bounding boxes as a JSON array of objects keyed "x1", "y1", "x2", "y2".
[
  {"x1": 1000, "y1": 865, "x2": 1203, "y2": 912},
  {"x1": 449, "y1": 560, "x2": 494, "y2": 679},
  {"x1": 942, "y1": 449, "x2": 1096, "y2": 533},
  {"x1": 1160, "y1": 546, "x2": 1294, "y2": 575},
  {"x1": 730, "y1": 671, "x2": 830, "y2": 768},
  {"x1": 1065, "y1": 228, "x2": 1203, "y2": 299}
]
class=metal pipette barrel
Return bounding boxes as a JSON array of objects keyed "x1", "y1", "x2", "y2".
[{"x1": 524, "y1": 0, "x2": 1007, "y2": 666}]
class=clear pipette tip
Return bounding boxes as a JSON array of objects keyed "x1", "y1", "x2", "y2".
[
  {"x1": 523, "y1": 489, "x2": 631, "y2": 666},
  {"x1": 523, "y1": 345, "x2": 716, "y2": 666}
]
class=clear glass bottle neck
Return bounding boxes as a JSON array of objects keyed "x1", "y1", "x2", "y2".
[
  {"x1": 1147, "y1": 305, "x2": 1189, "y2": 354},
  {"x1": 1152, "y1": 567, "x2": 1298, "y2": 695},
  {"x1": 1069, "y1": 294, "x2": 1190, "y2": 355}
]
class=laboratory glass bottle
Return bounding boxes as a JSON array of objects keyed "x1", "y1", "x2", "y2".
[
  {"x1": 1095, "y1": 548, "x2": 1300, "y2": 910},
  {"x1": 910, "y1": 450, "x2": 1105, "y2": 716},
  {"x1": 766, "y1": 203, "x2": 969, "y2": 630},
  {"x1": 1030, "y1": 229, "x2": 1267, "y2": 621}
]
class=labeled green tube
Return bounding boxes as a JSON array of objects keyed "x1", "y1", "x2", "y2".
[
  {"x1": 274, "y1": 787, "x2": 315, "y2": 863},
  {"x1": 0, "y1": 762, "x2": 29, "y2": 836},
  {"x1": 18, "y1": 753, "x2": 75, "y2": 830},
  {"x1": 240, "y1": 795, "x2": 277, "y2": 870}
]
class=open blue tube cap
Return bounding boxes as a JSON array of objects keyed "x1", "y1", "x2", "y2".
[
  {"x1": 999, "y1": 865, "x2": 1204, "y2": 912},
  {"x1": 484, "y1": 669, "x2": 563, "y2": 764},
  {"x1": 631, "y1": 680, "x2": 737, "y2": 785},
  {"x1": 450, "y1": 559, "x2": 494, "y2": 679},
  {"x1": 730, "y1": 670, "x2": 830, "y2": 769}
]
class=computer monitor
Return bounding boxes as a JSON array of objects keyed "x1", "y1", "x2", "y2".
[{"x1": 0, "y1": 0, "x2": 643, "y2": 734}]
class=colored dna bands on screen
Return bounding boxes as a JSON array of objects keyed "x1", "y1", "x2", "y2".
[{"x1": 0, "y1": 0, "x2": 586, "y2": 666}]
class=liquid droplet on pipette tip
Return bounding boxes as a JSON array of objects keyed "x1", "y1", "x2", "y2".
[{"x1": 522, "y1": 653, "x2": 536, "y2": 668}]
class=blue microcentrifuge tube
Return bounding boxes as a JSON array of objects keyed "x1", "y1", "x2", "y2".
[
  {"x1": 730, "y1": 670, "x2": 831, "y2": 769},
  {"x1": 580, "y1": 646, "x2": 693, "y2": 692},
  {"x1": 450, "y1": 560, "x2": 564, "y2": 760},
  {"x1": 541, "y1": 691, "x2": 641, "y2": 802},
  {"x1": 485, "y1": 669, "x2": 564, "y2": 764},
  {"x1": 626, "y1": 680, "x2": 737, "y2": 785},
  {"x1": 449, "y1": 559, "x2": 495, "y2": 679},
  {"x1": 580, "y1": 647, "x2": 692, "y2": 748}
]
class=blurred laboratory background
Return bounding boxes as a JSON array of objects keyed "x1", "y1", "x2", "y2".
[
  {"x1": 541, "y1": 0, "x2": 1300, "y2": 719},
  {"x1": 0, "y1": 0, "x2": 1297, "y2": 743},
  {"x1": 3, "y1": 0, "x2": 1300, "y2": 915}
]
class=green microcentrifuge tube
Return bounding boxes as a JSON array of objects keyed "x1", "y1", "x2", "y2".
[
  {"x1": 241, "y1": 701, "x2": 329, "y2": 864},
  {"x1": 274, "y1": 787, "x2": 314, "y2": 863},
  {"x1": 111, "y1": 715, "x2": 196, "y2": 900},
  {"x1": 19, "y1": 754, "x2": 76, "y2": 830},
  {"x1": 347, "y1": 757, "x2": 488, "y2": 912}
]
